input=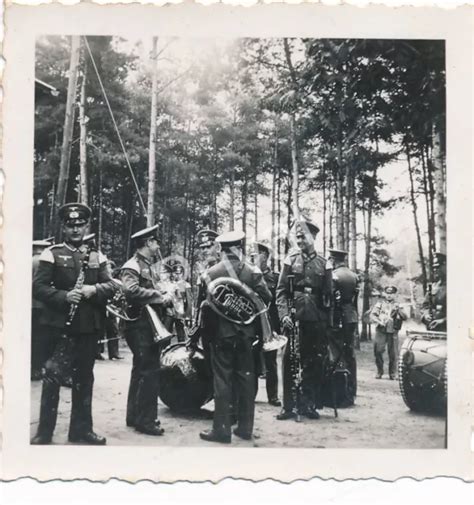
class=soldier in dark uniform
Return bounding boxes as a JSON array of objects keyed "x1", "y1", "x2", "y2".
[
  {"x1": 276, "y1": 219, "x2": 333, "y2": 420},
  {"x1": 193, "y1": 229, "x2": 220, "y2": 356},
  {"x1": 31, "y1": 238, "x2": 54, "y2": 380},
  {"x1": 195, "y1": 229, "x2": 220, "y2": 279},
  {"x1": 328, "y1": 248, "x2": 359, "y2": 399},
  {"x1": 197, "y1": 231, "x2": 272, "y2": 443},
  {"x1": 421, "y1": 252, "x2": 447, "y2": 332},
  {"x1": 31, "y1": 203, "x2": 116, "y2": 445},
  {"x1": 120, "y1": 225, "x2": 174, "y2": 436},
  {"x1": 252, "y1": 242, "x2": 281, "y2": 407}
]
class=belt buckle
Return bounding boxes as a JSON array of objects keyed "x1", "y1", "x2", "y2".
[{"x1": 303, "y1": 287, "x2": 312, "y2": 294}]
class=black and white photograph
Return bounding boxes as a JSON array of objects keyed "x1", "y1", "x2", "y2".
[
  {"x1": 30, "y1": 34, "x2": 448, "y2": 449},
  {"x1": 2, "y1": 3, "x2": 472, "y2": 484}
]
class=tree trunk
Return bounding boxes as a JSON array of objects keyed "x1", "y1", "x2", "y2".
[
  {"x1": 229, "y1": 170, "x2": 235, "y2": 231},
  {"x1": 432, "y1": 124, "x2": 446, "y2": 254},
  {"x1": 360, "y1": 167, "x2": 377, "y2": 342},
  {"x1": 78, "y1": 65, "x2": 88, "y2": 205},
  {"x1": 98, "y1": 169, "x2": 103, "y2": 250},
  {"x1": 421, "y1": 148, "x2": 435, "y2": 281},
  {"x1": 349, "y1": 169, "x2": 357, "y2": 270},
  {"x1": 344, "y1": 165, "x2": 351, "y2": 252},
  {"x1": 289, "y1": 113, "x2": 300, "y2": 219},
  {"x1": 254, "y1": 172, "x2": 258, "y2": 241},
  {"x1": 271, "y1": 137, "x2": 277, "y2": 270},
  {"x1": 322, "y1": 164, "x2": 327, "y2": 256},
  {"x1": 335, "y1": 165, "x2": 344, "y2": 249},
  {"x1": 406, "y1": 143, "x2": 427, "y2": 294},
  {"x1": 242, "y1": 174, "x2": 248, "y2": 237},
  {"x1": 277, "y1": 161, "x2": 282, "y2": 271},
  {"x1": 55, "y1": 35, "x2": 81, "y2": 235},
  {"x1": 147, "y1": 36, "x2": 159, "y2": 227}
]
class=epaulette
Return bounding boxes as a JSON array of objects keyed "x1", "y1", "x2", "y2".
[
  {"x1": 121, "y1": 257, "x2": 140, "y2": 273},
  {"x1": 49, "y1": 243, "x2": 64, "y2": 250}
]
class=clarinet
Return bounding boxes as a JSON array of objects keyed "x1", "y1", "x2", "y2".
[
  {"x1": 287, "y1": 274, "x2": 302, "y2": 422},
  {"x1": 65, "y1": 245, "x2": 92, "y2": 329}
]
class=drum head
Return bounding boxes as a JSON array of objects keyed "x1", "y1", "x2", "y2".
[{"x1": 159, "y1": 343, "x2": 213, "y2": 413}]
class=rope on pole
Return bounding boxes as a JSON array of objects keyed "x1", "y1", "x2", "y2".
[{"x1": 83, "y1": 36, "x2": 147, "y2": 215}]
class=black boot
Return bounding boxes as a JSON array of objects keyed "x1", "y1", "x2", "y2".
[
  {"x1": 199, "y1": 430, "x2": 231, "y2": 444},
  {"x1": 276, "y1": 409, "x2": 297, "y2": 420},
  {"x1": 68, "y1": 431, "x2": 106, "y2": 445},
  {"x1": 31, "y1": 432, "x2": 52, "y2": 445}
]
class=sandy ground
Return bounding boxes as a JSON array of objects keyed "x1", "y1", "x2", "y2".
[{"x1": 30, "y1": 320, "x2": 446, "y2": 448}]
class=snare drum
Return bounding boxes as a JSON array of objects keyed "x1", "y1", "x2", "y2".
[{"x1": 398, "y1": 330, "x2": 447, "y2": 415}]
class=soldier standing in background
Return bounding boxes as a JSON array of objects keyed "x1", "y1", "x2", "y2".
[
  {"x1": 421, "y1": 252, "x2": 447, "y2": 332},
  {"x1": 31, "y1": 203, "x2": 116, "y2": 445},
  {"x1": 276, "y1": 219, "x2": 333, "y2": 421},
  {"x1": 328, "y1": 248, "x2": 359, "y2": 399},
  {"x1": 31, "y1": 238, "x2": 54, "y2": 380},
  {"x1": 252, "y1": 242, "x2": 281, "y2": 407},
  {"x1": 120, "y1": 225, "x2": 174, "y2": 436},
  {"x1": 370, "y1": 285, "x2": 407, "y2": 380}
]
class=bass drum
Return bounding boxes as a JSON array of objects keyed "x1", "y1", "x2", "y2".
[
  {"x1": 398, "y1": 330, "x2": 447, "y2": 415},
  {"x1": 159, "y1": 343, "x2": 213, "y2": 413}
]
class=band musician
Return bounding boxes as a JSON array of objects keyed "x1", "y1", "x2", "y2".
[{"x1": 31, "y1": 203, "x2": 116, "y2": 445}]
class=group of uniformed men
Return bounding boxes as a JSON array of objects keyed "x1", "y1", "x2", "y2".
[{"x1": 30, "y1": 201, "x2": 445, "y2": 446}]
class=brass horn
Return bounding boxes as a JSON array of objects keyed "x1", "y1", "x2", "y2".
[
  {"x1": 145, "y1": 305, "x2": 174, "y2": 343},
  {"x1": 206, "y1": 277, "x2": 287, "y2": 351}
]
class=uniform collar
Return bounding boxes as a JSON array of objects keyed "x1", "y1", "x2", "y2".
[
  {"x1": 262, "y1": 267, "x2": 271, "y2": 275},
  {"x1": 64, "y1": 242, "x2": 87, "y2": 253},
  {"x1": 302, "y1": 250, "x2": 317, "y2": 261},
  {"x1": 135, "y1": 251, "x2": 154, "y2": 266}
]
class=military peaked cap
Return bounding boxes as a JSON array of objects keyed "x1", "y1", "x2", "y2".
[
  {"x1": 216, "y1": 230, "x2": 245, "y2": 248},
  {"x1": 434, "y1": 251, "x2": 447, "y2": 265},
  {"x1": 292, "y1": 218, "x2": 320, "y2": 237},
  {"x1": 131, "y1": 224, "x2": 160, "y2": 241},
  {"x1": 328, "y1": 248, "x2": 348, "y2": 259},
  {"x1": 58, "y1": 203, "x2": 91, "y2": 225},
  {"x1": 197, "y1": 229, "x2": 218, "y2": 248}
]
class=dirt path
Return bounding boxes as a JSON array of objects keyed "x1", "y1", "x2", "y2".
[{"x1": 30, "y1": 322, "x2": 446, "y2": 448}]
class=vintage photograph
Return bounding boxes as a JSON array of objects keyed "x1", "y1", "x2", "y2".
[{"x1": 30, "y1": 34, "x2": 448, "y2": 449}]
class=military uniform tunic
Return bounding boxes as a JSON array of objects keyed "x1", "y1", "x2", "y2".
[
  {"x1": 276, "y1": 249, "x2": 333, "y2": 412},
  {"x1": 33, "y1": 243, "x2": 116, "y2": 439},
  {"x1": 120, "y1": 253, "x2": 170, "y2": 429},
  {"x1": 200, "y1": 255, "x2": 272, "y2": 438},
  {"x1": 421, "y1": 281, "x2": 447, "y2": 332}
]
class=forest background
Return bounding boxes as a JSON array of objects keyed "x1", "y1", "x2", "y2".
[{"x1": 33, "y1": 36, "x2": 446, "y2": 339}]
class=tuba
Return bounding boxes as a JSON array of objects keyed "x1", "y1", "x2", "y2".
[{"x1": 205, "y1": 277, "x2": 287, "y2": 352}]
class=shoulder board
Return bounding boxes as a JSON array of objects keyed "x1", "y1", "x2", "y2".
[
  {"x1": 39, "y1": 247, "x2": 55, "y2": 263},
  {"x1": 283, "y1": 251, "x2": 300, "y2": 266},
  {"x1": 250, "y1": 264, "x2": 263, "y2": 275},
  {"x1": 121, "y1": 257, "x2": 140, "y2": 273},
  {"x1": 95, "y1": 250, "x2": 108, "y2": 264},
  {"x1": 49, "y1": 243, "x2": 64, "y2": 250}
]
